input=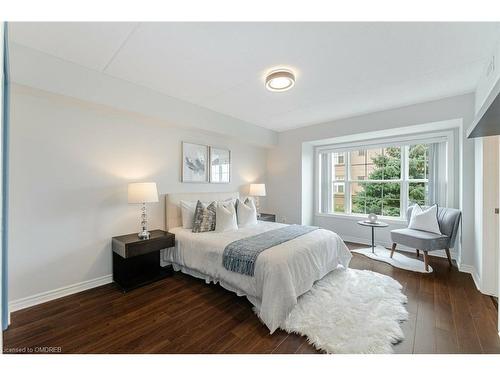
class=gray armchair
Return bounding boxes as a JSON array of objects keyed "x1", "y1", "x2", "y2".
[{"x1": 390, "y1": 205, "x2": 461, "y2": 271}]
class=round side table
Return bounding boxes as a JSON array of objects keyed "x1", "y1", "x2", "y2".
[{"x1": 357, "y1": 220, "x2": 389, "y2": 253}]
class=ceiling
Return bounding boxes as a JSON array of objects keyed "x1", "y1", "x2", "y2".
[{"x1": 9, "y1": 22, "x2": 500, "y2": 131}]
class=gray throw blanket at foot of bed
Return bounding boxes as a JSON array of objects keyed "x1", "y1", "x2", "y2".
[{"x1": 222, "y1": 224, "x2": 318, "y2": 276}]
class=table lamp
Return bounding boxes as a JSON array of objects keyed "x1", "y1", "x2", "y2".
[
  {"x1": 128, "y1": 182, "x2": 159, "y2": 239},
  {"x1": 249, "y1": 183, "x2": 266, "y2": 217}
]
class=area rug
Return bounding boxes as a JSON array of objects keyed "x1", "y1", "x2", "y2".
[
  {"x1": 352, "y1": 246, "x2": 433, "y2": 273},
  {"x1": 282, "y1": 268, "x2": 408, "y2": 354}
]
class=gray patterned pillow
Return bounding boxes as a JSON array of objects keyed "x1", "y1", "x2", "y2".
[{"x1": 192, "y1": 200, "x2": 216, "y2": 233}]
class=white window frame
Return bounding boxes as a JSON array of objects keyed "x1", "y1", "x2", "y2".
[{"x1": 314, "y1": 131, "x2": 454, "y2": 222}]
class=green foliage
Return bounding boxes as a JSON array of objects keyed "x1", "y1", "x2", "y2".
[{"x1": 351, "y1": 145, "x2": 428, "y2": 217}]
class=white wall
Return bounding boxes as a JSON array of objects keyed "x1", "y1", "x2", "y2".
[
  {"x1": 482, "y1": 136, "x2": 499, "y2": 296},
  {"x1": 474, "y1": 136, "x2": 499, "y2": 296},
  {"x1": 8, "y1": 84, "x2": 268, "y2": 303},
  {"x1": 267, "y1": 94, "x2": 476, "y2": 270},
  {"x1": 474, "y1": 138, "x2": 484, "y2": 288}
]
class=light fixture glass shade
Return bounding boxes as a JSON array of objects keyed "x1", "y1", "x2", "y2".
[
  {"x1": 249, "y1": 183, "x2": 266, "y2": 197},
  {"x1": 128, "y1": 182, "x2": 159, "y2": 203},
  {"x1": 265, "y1": 69, "x2": 295, "y2": 92}
]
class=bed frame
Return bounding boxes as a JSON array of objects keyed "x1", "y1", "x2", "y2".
[{"x1": 164, "y1": 191, "x2": 240, "y2": 230}]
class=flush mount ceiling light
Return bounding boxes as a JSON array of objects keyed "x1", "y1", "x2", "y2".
[{"x1": 265, "y1": 69, "x2": 295, "y2": 92}]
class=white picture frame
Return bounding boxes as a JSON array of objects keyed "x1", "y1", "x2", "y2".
[
  {"x1": 181, "y1": 142, "x2": 209, "y2": 183},
  {"x1": 209, "y1": 147, "x2": 231, "y2": 183}
]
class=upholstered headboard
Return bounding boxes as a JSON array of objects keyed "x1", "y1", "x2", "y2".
[{"x1": 165, "y1": 191, "x2": 240, "y2": 230}]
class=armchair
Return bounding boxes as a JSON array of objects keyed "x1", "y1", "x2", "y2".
[{"x1": 390, "y1": 205, "x2": 461, "y2": 271}]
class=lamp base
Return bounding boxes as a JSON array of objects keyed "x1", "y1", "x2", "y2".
[
  {"x1": 138, "y1": 202, "x2": 150, "y2": 240},
  {"x1": 254, "y1": 196, "x2": 261, "y2": 217},
  {"x1": 138, "y1": 230, "x2": 150, "y2": 240}
]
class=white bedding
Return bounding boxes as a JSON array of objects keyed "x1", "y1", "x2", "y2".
[{"x1": 164, "y1": 222, "x2": 352, "y2": 333}]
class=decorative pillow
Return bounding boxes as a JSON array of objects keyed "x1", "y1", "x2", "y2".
[
  {"x1": 180, "y1": 200, "x2": 197, "y2": 229},
  {"x1": 215, "y1": 201, "x2": 238, "y2": 232},
  {"x1": 192, "y1": 200, "x2": 217, "y2": 233},
  {"x1": 181, "y1": 198, "x2": 234, "y2": 229},
  {"x1": 236, "y1": 198, "x2": 258, "y2": 227},
  {"x1": 408, "y1": 204, "x2": 441, "y2": 234}
]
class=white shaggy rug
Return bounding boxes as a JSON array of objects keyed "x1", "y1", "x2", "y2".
[
  {"x1": 352, "y1": 246, "x2": 433, "y2": 273},
  {"x1": 282, "y1": 268, "x2": 408, "y2": 354}
]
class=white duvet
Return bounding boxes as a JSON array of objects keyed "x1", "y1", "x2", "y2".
[{"x1": 164, "y1": 222, "x2": 352, "y2": 333}]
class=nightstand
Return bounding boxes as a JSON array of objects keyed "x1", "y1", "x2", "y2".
[
  {"x1": 258, "y1": 213, "x2": 276, "y2": 222},
  {"x1": 112, "y1": 229, "x2": 175, "y2": 292}
]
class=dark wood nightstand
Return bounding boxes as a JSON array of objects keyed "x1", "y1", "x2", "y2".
[
  {"x1": 258, "y1": 213, "x2": 276, "y2": 222},
  {"x1": 112, "y1": 229, "x2": 175, "y2": 292}
]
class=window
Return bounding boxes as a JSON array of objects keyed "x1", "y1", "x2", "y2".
[{"x1": 318, "y1": 143, "x2": 436, "y2": 219}]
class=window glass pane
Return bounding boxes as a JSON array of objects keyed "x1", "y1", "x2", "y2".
[
  {"x1": 381, "y1": 147, "x2": 401, "y2": 180},
  {"x1": 408, "y1": 144, "x2": 429, "y2": 180},
  {"x1": 351, "y1": 182, "x2": 400, "y2": 217},
  {"x1": 409, "y1": 182, "x2": 428, "y2": 206},
  {"x1": 382, "y1": 182, "x2": 401, "y2": 217},
  {"x1": 332, "y1": 182, "x2": 345, "y2": 213},
  {"x1": 332, "y1": 152, "x2": 346, "y2": 181},
  {"x1": 350, "y1": 147, "x2": 400, "y2": 180},
  {"x1": 350, "y1": 182, "x2": 364, "y2": 214},
  {"x1": 351, "y1": 182, "x2": 382, "y2": 215},
  {"x1": 350, "y1": 149, "x2": 376, "y2": 181}
]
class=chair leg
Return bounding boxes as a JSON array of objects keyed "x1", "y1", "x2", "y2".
[
  {"x1": 423, "y1": 251, "x2": 429, "y2": 272},
  {"x1": 445, "y1": 248, "x2": 453, "y2": 268},
  {"x1": 390, "y1": 243, "x2": 396, "y2": 258},
  {"x1": 416, "y1": 249, "x2": 420, "y2": 258}
]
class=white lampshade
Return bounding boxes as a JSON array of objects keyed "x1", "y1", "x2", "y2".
[
  {"x1": 128, "y1": 182, "x2": 159, "y2": 204},
  {"x1": 249, "y1": 183, "x2": 266, "y2": 197}
]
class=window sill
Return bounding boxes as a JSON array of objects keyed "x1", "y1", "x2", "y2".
[{"x1": 314, "y1": 212, "x2": 407, "y2": 225}]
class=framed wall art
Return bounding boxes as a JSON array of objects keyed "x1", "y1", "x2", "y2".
[
  {"x1": 209, "y1": 147, "x2": 231, "y2": 183},
  {"x1": 181, "y1": 142, "x2": 209, "y2": 183}
]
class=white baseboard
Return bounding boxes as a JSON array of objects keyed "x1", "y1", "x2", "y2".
[
  {"x1": 341, "y1": 235, "x2": 458, "y2": 260},
  {"x1": 458, "y1": 263, "x2": 482, "y2": 292},
  {"x1": 8, "y1": 274, "x2": 113, "y2": 313}
]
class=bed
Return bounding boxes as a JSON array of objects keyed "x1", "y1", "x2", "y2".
[{"x1": 162, "y1": 192, "x2": 352, "y2": 333}]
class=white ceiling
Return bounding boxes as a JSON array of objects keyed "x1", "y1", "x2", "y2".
[{"x1": 9, "y1": 22, "x2": 500, "y2": 131}]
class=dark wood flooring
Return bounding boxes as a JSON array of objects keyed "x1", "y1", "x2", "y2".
[{"x1": 3, "y1": 243, "x2": 500, "y2": 354}]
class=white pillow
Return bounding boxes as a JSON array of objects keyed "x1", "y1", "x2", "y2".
[
  {"x1": 408, "y1": 204, "x2": 441, "y2": 234},
  {"x1": 215, "y1": 201, "x2": 238, "y2": 232},
  {"x1": 180, "y1": 200, "x2": 197, "y2": 229},
  {"x1": 221, "y1": 197, "x2": 237, "y2": 209},
  {"x1": 236, "y1": 198, "x2": 258, "y2": 227}
]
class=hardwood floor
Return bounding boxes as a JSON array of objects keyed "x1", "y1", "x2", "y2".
[{"x1": 3, "y1": 243, "x2": 500, "y2": 354}]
